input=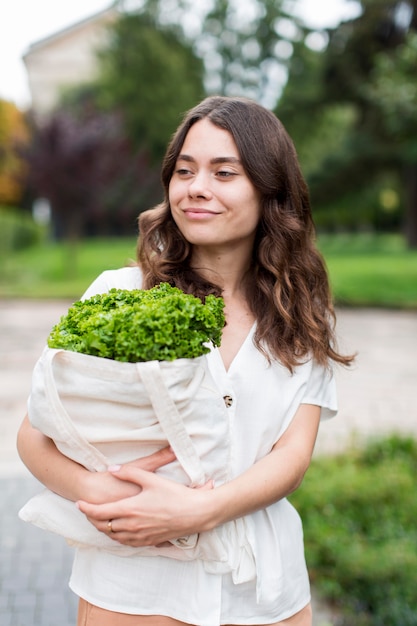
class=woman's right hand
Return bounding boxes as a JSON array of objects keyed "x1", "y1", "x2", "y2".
[
  {"x1": 17, "y1": 414, "x2": 175, "y2": 504},
  {"x1": 83, "y1": 447, "x2": 176, "y2": 504}
]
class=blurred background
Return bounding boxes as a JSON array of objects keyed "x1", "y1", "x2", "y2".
[
  {"x1": 1, "y1": 1, "x2": 417, "y2": 625},
  {"x1": 1, "y1": 0, "x2": 416, "y2": 301}
]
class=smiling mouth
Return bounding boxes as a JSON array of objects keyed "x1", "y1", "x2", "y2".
[{"x1": 184, "y1": 208, "x2": 219, "y2": 216}]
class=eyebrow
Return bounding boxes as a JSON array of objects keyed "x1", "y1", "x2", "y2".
[{"x1": 177, "y1": 154, "x2": 242, "y2": 166}]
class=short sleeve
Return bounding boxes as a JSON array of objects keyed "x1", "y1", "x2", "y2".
[
  {"x1": 301, "y1": 360, "x2": 338, "y2": 421},
  {"x1": 80, "y1": 267, "x2": 143, "y2": 300}
]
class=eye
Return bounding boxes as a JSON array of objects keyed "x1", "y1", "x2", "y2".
[
  {"x1": 175, "y1": 167, "x2": 193, "y2": 177},
  {"x1": 216, "y1": 170, "x2": 236, "y2": 178}
]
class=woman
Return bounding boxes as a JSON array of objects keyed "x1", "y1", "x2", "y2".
[{"x1": 17, "y1": 96, "x2": 353, "y2": 626}]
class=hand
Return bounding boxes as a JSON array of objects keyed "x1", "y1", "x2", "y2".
[
  {"x1": 82, "y1": 447, "x2": 176, "y2": 505},
  {"x1": 77, "y1": 464, "x2": 214, "y2": 547}
]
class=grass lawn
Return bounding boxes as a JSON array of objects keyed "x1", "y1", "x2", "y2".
[
  {"x1": 1, "y1": 233, "x2": 417, "y2": 307},
  {"x1": 318, "y1": 233, "x2": 417, "y2": 308},
  {"x1": 0, "y1": 238, "x2": 137, "y2": 299}
]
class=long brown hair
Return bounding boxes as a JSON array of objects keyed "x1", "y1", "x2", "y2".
[{"x1": 138, "y1": 96, "x2": 353, "y2": 371}]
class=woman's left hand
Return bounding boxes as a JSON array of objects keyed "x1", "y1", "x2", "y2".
[{"x1": 76, "y1": 465, "x2": 214, "y2": 547}]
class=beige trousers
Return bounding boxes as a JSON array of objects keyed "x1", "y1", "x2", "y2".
[
  {"x1": 76, "y1": 598, "x2": 312, "y2": 626},
  {"x1": 77, "y1": 599, "x2": 187, "y2": 625}
]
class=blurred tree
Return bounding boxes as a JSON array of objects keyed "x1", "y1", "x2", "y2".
[
  {"x1": 276, "y1": 36, "x2": 372, "y2": 230},
  {"x1": 365, "y1": 30, "x2": 417, "y2": 245},
  {"x1": 24, "y1": 107, "x2": 158, "y2": 246},
  {"x1": 38, "y1": 11, "x2": 201, "y2": 240},
  {"x1": 324, "y1": 0, "x2": 417, "y2": 247},
  {"x1": 196, "y1": 0, "x2": 302, "y2": 106},
  {"x1": 276, "y1": 38, "x2": 356, "y2": 176},
  {"x1": 279, "y1": 0, "x2": 417, "y2": 245},
  {"x1": 96, "y1": 12, "x2": 205, "y2": 163},
  {"x1": 25, "y1": 111, "x2": 108, "y2": 244},
  {"x1": 118, "y1": 0, "x2": 308, "y2": 108},
  {"x1": 0, "y1": 99, "x2": 29, "y2": 206}
]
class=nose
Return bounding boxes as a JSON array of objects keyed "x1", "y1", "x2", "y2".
[{"x1": 187, "y1": 170, "x2": 212, "y2": 199}]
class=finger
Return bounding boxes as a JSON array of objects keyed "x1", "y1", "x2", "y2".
[
  {"x1": 76, "y1": 499, "x2": 119, "y2": 522},
  {"x1": 127, "y1": 446, "x2": 176, "y2": 472},
  {"x1": 84, "y1": 514, "x2": 164, "y2": 547},
  {"x1": 85, "y1": 514, "x2": 120, "y2": 537},
  {"x1": 107, "y1": 464, "x2": 161, "y2": 487}
]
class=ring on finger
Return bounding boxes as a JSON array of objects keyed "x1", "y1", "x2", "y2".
[{"x1": 107, "y1": 519, "x2": 114, "y2": 533}]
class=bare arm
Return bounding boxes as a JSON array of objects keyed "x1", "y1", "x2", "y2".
[
  {"x1": 16, "y1": 414, "x2": 176, "y2": 504},
  {"x1": 77, "y1": 403, "x2": 320, "y2": 546}
]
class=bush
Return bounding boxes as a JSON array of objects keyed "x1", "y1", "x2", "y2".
[
  {"x1": 290, "y1": 437, "x2": 417, "y2": 625},
  {"x1": 0, "y1": 207, "x2": 41, "y2": 252}
]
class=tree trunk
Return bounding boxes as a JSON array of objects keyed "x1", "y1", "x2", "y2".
[
  {"x1": 61, "y1": 209, "x2": 85, "y2": 279},
  {"x1": 404, "y1": 164, "x2": 417, "y2": 249}
]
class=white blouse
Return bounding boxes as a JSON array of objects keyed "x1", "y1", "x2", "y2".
[{"x1": 69, "y1": 266, "x2": 337, "y2": 625}]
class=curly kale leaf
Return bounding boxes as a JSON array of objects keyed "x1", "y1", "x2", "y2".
[{"x1": 47, "y1": 283, "x2": 225, "y2": 362}]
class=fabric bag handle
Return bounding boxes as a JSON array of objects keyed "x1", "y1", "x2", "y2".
[
  {"x1": 137, "y1": 360, "x2": 206, "y2": 486},
  {"x1": 43, "y1": 349, "x2": 206, "y2": 484},
  {"x1": 43, "y1": 349, "x2": 110, "y2": 471}
]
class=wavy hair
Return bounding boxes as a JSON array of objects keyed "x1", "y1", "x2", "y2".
[{"x1": 138, "y1": 96, "x2": 353, "y2": 370}]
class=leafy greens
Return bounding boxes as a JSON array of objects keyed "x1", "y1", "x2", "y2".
[{"x1": 47, "y1": 283, "x2": 225, "y2": 362}]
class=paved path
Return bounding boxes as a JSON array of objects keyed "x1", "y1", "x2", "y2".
[{"x1": 1, "y1": 300, "x2": 416, "y2": 625}]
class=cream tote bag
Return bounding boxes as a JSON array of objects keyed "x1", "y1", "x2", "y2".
[{"x1": 19, "y1": 347, "x2": 256, "y2": 584}]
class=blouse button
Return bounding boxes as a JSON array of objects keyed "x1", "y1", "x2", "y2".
[{"x1": 223, "y1": 395, "x2": 233, "y2": 408}]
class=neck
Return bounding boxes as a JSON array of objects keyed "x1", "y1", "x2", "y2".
[{"x1": 190, "y1": 245, "x2": 252, "y2": 294}]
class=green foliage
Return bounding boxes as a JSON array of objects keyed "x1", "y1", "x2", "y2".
[
  {"x1": 365, "y1": 31, "x2": 417, "y2": 162},
  {"x1": 290, "y1": 436, "x2": 417, "y2": 625},
  {"x1": 276, "y1": 41, "x2": 330, "y2": 155},
  {"x1": 47, "y1": 283, "x2": 225, "y2": 362},
  {"x1": 312, "y1": 173, "x2": 403, "y2": 233},
  {"x1": 0, "y1": 207, "x2": 41, "y2": 255},
  {"x1": 277, "y1": 0, "x2": 417, "y2": 246},
  {"x1": 121, "y1": 0, "x2": 302, "y2": 107},
  {"x1": 97, "y1": 13, "x2": 205, "y2": 162}
]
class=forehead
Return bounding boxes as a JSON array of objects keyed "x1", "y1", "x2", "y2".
[{"x1": 179, "y1": 119, "x2": 239, "y2": 158}]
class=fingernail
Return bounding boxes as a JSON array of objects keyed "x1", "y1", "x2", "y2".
[{"x1": 108, "y1": 464, "x2": 121, "y2": 472}]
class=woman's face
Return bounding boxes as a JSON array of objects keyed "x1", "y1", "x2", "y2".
[{"x1": 169, "y1": 119, "x2": 261, "y2": 253}]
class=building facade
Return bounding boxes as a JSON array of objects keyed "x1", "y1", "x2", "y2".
[{"x1": 23, "y1": 6, "x2": 118, "y2": 116}]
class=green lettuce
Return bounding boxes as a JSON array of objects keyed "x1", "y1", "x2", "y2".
[{"x1": 47, "y1": 283, "x2": 225, "y2": 362}]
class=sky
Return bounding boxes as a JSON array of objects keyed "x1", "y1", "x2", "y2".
[{"x1": 0, "y1": 0, "x2": 361, "y2": 110}]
